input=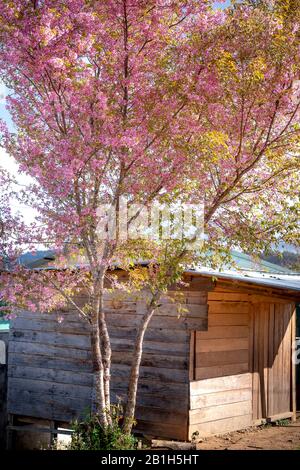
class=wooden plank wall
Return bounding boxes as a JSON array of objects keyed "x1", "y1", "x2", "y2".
[
  {"x1": 252, "y1": 302, "x2": 294, "y2": 422},
  {"x1": 7, "y1": 287, "x2": 208, "y2": 441},
  {"x1": 0, "y1": 332, "x2": 8, "y2": 449},
  {"x1": 189, "y1": 288, "x2": 296, "y2": 439},
  {"x1": 189, "y1": 290, "x2": 253, "y2": 438}
]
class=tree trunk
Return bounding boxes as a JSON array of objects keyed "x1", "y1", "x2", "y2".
[
  {"x1": 123, "y1": 292, "x2": 160, "y2": 434},
  {"x1": 90, "y1": 317, "x2": 107, "y2": 426},
  {"x1": 98, "y1": 280, "x2": 112, "y2": 419}
]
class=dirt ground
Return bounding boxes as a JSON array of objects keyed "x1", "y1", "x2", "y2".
[{"x1": 195, "y1": 417, "x2": 300, "y2": 450}]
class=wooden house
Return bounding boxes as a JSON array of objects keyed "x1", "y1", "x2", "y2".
[{"x1": 6, "y1": 266, "x2": 300, "y2": 444}]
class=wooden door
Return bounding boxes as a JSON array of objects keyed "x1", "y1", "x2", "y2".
[{"x1": 251, "y1": 303, "x2": 295, "y2": 422}]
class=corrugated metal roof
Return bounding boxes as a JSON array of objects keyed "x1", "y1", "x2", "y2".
[
  {"x1": 16, "y1": 250, "x2": 300, "y2": 292},
  {"x1": 19, "y1": 249, "x2": 293, "y2": 272},
  {"x1": 18, "y1": 250, "x2": 56, "y2": 269},
  {"x1": 0, "y1": 320, "x2": 9, "y2": 331},
  {"x1": 187, "y1": 267, "x2": 300, "y2": 293},
  {"x1": 230, "y1": 250, "x2": 291, "y2": 274}
]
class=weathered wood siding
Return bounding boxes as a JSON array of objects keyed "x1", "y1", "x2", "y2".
[
  {"x1": 188, "y1": 290, "x2": 252, "y2": 438},
  {"x1": 0, "y1": 331, "x2": 8, "y2": 449},
  {"x1": 7, "y1": 274, "x2": 296, "y2": 442},
  {"x1": 7, "y1": 287, "x2": 208, "y2": 441},
  {"x1": 188, "y1": 288, "x2": 296, "y2": 439}
]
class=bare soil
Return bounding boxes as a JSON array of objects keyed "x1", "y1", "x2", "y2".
[{"x1": 195, "y1": 418, "x2": 300, "y2": 450}]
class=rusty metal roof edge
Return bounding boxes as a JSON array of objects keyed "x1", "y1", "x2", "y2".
[{"x1": 186, "y1": 268, "x2": 300, "y2": 293}]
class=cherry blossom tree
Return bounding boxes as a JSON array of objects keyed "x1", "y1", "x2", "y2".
[{"x1": 0, "y1": 0, "x2": 299, "y2": 433}]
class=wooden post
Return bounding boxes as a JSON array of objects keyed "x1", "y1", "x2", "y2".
[
  {"x1": 189, "y1": 331, "x2": 195, "y2": 381},
  {"x1": 291, "y1": 306, "x2": 297, "y2": 422},
  {"x1": 248, "y1": 303, "x2": 255, "y2": 423},
  {"x1": 49, "y1": 420, "x2": 56, "y2": 449},
  {"x1": 6, "y1": 414, "x2": 14, "y2": 450}
]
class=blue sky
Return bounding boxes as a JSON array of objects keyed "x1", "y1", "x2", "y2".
[
  {"x1": 0, "y1": 82, "x2": 13, "y2": 131},
  {"x1": 0, "y1": 82, "x2": 34, "y2": 222},
  {"x1": 214, "y1": 1, "x2": 231, "y2": 8},
  {"x1": 0, "y1": 82, "x2": 15, "y2": 175}
]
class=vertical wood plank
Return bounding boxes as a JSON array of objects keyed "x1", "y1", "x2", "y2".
[
  {"x1": 253, "y1": 304, "x2": 258, "y2": 420},
  {"x1": 189, "y1": 331, "x2": 195, "y2": 381},
  {"x1": 291, "y1": 306, "x2": 297, "y2": 422},
  {"x1": 49, "y1": 420, "x2": 56, "y2": 448},
  {"x1": 267, "y1": 303, "x2": 275, "y2": 417},
  {"x1": 253, "y1": 303, "x2": 260, "y2": 420},
  {"x1": 249, "y1": 303, "x2": 255, "y2": 423},
  {"x1": 259, "y1": 304, "x2": 267, "y2": 419},
  {"x1": 282, "y1": 305, "x2": 292, "y2": 413},
  {"x1": 273, "y1": 304, "x2": 280, "y2": 415},
  {"x1": 278, "y1": 304, "x2": 285, "y2": 414},
  {"x1": 263, "y1": 304, "x2": 269, "y2": 418},
  {"x1": 6, "y1": 414, "x2": 14, "y2": 450},
  {"x1": 248, "y1": 304, "x2": 254, "y2": 372},
  {"x1": 257, "y1": 303, "x2": 263, "y2": 419}
]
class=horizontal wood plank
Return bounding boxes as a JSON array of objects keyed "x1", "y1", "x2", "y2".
[
  {"x1": 189, "y1": 414, "x2": 253, "y2": 439},
  {"x1": 195, "y1": 349, "x2": 249, "y2": 367},
  {"x1": 7, "y1": 400, "x2": 80, "y2": 422},
  {"x1": 190, "y1": 373, "x2": 252, "y2": 396},
  {"x1": 9, "y1": 331, "x2": 189, "y2": 356},
  {"x1": 112, "y1": 364, "x2": 189, "y2": 384},
  {"x1": 135, "y1": 406, "x2": 187, "y2": 426},
  {"x1": 208, "y1": 302, "x2": 249, "y2": 314},
  {"x1": 190, "y1": 388, "x2": 252, "y2": 410},
  {"x1": 8, "y1": 377, "x2": 92, "y2": 401},
  {"x1": 209, "y1": 314, "x2": 249, "y2": 326},
  {"x1": 136, "y1": 421, "x2": 187, "y2": 441},
  {"x1": 196, "y1": 338, "x2": 248, "y2": 353},
  {"x1": 8, "y1": 365, "x2": 93, "y2": 387},
  {"x1": 207, "y1": 292, "x2": 250, "y2": 302},
  {"x1": 8, "y1": 343, "x2": 188, "y2": 370},
  {"x1": 196, "y1": 326, "x2": 249, "y2": 340},
  {"x1": 11, "y1": 318, "x2": 189, "y2": 344},
  {"x1": 195, "y1": 363, "x2": 249, "y2": 380},
  {"x1": 189, "y1": 400, "x2": 252, "y2": 425}
]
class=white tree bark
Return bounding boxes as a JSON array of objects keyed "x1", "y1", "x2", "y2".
[
  {"x1": 123, "y1": 291, "x2": 160, "y2": 434},
  {"x1": 90, "y1": 318, "x2": 107, "y2": 427}
]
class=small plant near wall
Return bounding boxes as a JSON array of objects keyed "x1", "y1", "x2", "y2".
[
  {"x1": 69, "y1": 405, "x2": 137, "y2": 451},
  {"x1": 274, "y1": 419, "x2": 291, "y2": 427}
]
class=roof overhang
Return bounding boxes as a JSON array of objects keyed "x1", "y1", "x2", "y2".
[{"x1": 185, "y1": 269, "x2": 300, "y2": 301}]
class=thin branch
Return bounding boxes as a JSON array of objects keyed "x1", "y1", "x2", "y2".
[
  {"x1": 41, "y1": 272, "x2": 89, "y2": 320},
  {"x1": 169, "y1": 15, "x2": 189, "y2": 28}
]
